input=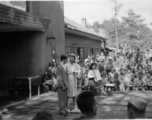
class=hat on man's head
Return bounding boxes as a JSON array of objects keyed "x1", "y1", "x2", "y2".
[
  {"x1": 129, "y1": 96, "x2": 147, "y2": 111},
  {"x1": 68, "y1": 53, "x2": 76, "y2": 59}
]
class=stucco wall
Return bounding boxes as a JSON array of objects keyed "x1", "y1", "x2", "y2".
[
  {"x1": 65, "y1": 33, "x2": 101, "y2": 48},
  {"x1": 65, "y1": 33, "x2": 101, "y2": 59},
  {"x1": 0, "y1": 1, "x2": 64, "y2": 90},
  {"x1": 0, "y1": 31, "x2": 52, "y2": 90},
  {"x1": 29, "y1": 1, "x2": 65, "y2": 62}
]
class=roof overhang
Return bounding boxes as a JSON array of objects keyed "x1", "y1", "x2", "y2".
[
  {"x1": 105, "y1": 47, "x2": 114, "y2": 52},
  {"x1": 0, "y1": 3, "x2": 51, "y2": 32},
  {"x1": 65, "y1": 27, "x2": 106, "y2": 42}
]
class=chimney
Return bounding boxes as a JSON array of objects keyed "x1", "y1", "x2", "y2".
[{"x1": 81, "y1": 18, "x2": 87, "y2": 27}]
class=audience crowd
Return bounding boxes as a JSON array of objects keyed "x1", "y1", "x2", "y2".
[
  {"x1": 1, "y1": 45, "x2": 152, "y2": 119},
  {"x1": 37, "y1": 45, "x2": 151, "y2": 119},
  {"x1": 43, "y1": 46, "x2": 152, "y2": 94}
]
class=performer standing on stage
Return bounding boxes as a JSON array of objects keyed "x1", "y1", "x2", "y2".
[
  {"x1": 57, "y1": 54, "x2": 69, "y2": 116},
  {"x1": 65, "y1": 54, "x2": 79, "y2": 112}
]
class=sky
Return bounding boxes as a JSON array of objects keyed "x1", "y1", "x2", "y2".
[{"x1": 64, "y1": 0, "x2": 152, "y2": 28}]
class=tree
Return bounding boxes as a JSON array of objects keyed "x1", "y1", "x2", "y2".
[
  {"x1": 100, "y1": 18, "x2": 117, "y2": 40},
  {"x1": 91, "y1": 21, "x2": 101, "y2": 33},
  {"x1": 91, "y1": 9, "x2": 152, "y2": 48},
  {"x1": 121, "y1": 9, "x2": 152, "y2": 47},
  {"x1": 111, "y1": 0, "x2": 122, "y2": 49}
]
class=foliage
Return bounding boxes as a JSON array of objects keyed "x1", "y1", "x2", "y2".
[{"x1": 91, "y1": 9, "x2": 152, "y2": 48}]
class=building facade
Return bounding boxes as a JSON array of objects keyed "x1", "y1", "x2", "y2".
[
  {"x1": 65, "y1": 17, "x2": 106, "y2": 60},
  {"x1": 0, "y1": 1, "x2": 106, "y2": 91},
  {"x1": 0, "y1": 1, "x2": 64, "y2": 90}
]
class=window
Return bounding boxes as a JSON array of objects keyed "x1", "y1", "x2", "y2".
[
  {"x1": 80, "y1": 48, "x2": 84, "y2": 60},
  {"x1": 97, "y1": 48, "x2": 100, "y2": 53},
  {"x1": 65, "y1": 47, "x2": 70, "y2": 54},
  {"x1": 93, "y1": 48, "x2": 96, "y2": 55},
  {"x1": 70, "y1": 47, "x2": 77, "y2": 55},
  {"x1": 91, "y1": 48, "x2": 93, "y2": 55},
  {"x1": 84, "y1": 48, "x2": 87, "y2": 59}
]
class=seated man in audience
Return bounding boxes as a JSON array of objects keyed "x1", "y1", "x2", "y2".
[
  {"x1": 135, "y1": 73, "x2": 143, "y2": 90},
  {"x1": 43, "y1": 63, "x2": 57, "y2": 91},
  {"x1": 74, "y1": 91, "x2": 97, "y2": 120},
  {"x1": 146, "y1": 64, "x2": 152, "y2": 73},
  {"x1": 105, "y1": 73, "x2": 113, "y2": 84},
  {"x1": 119, "y1": 68, "x2": 126, "y2": 91},
  {"x1": 113, "y1": 72, "x2": 120, "y2": 91},
  {"x1": 105, "y1": 73, "x2": 114, "y2": 92},
  {"x1": 42, "y1": 70, "x2": 54, "y2": 91},
  {"x1": 128, "y1": 74, "x2": 136, "y2": 90},
  {"x1": 98, "y1": 60, "x2": 105, "y2": 73},
  {"x1": 143, "y1": 72, "x2": 152, "y2": 90},
  {"x1": 114, "y1": 62, "x2": 121, "y2": 74},
  {"x1": 109, "y1": 68, "x2": 115, "y2": 81},
  {"x1": 32, "y1": 110, "x2": 53, "y2": 120},
  {"x1": 127, "y1": 96, "x2": 147, "y2": 119},
  {"x1": 106, "y1": 58, "x2": 114, "y2": 74},
  {"x1": 124, "y1": 69, "x2": 131, "y2": 91}
]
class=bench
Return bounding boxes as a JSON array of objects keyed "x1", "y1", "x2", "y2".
[{"x1": 104, "y1": 84, "x2": 115, "y2": 91}]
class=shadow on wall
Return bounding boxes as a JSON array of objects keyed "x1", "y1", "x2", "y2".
[{"x1": 0, "y1": 31, "x2": 49, "y2": 91}]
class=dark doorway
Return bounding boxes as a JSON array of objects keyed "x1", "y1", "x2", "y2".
[
  {"x1": 91, "y1": 48, "x2": 93, "y2": 55},
  {"x1": 77, "y1": 47, "x2": 80, "y2": 57},
  {"x1": 77, "y1": 47, "x2": 84, "y2": 60}
]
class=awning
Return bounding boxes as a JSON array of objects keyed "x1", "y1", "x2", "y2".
[
  {"x1": 0, "y1": 3, "x2": 51, "y2": 32},
  {"x1": 105, "y1": 47, "x2": 114, "y2": 52}
]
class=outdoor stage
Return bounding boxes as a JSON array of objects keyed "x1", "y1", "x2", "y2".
[{"x1": 1, "y1": 91, "x2": 152, "y2": 119}]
